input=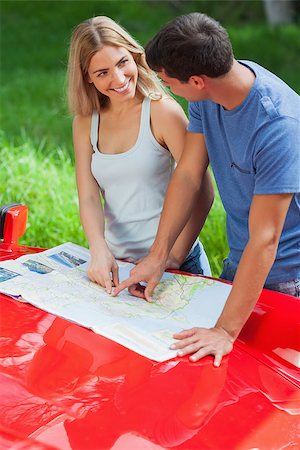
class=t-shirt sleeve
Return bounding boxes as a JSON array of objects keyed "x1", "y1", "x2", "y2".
[
  {"x1": 187, "y1": 102, "x2": 203, "y2": 133},
  {"x1": 254, "y1": 116, "x2": 300, "y2": 194}
]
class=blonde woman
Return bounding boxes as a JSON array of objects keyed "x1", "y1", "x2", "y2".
[{"x1": 67, "y1": 16, "x2": 213, "y2": 294}]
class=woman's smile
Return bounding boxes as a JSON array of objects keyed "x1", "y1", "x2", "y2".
[
  {"x1": 88, "y1": 46, "x2": 138, "y2": 101},
  {"x1": 111, "y1": 78, "x2": 131, "y2": 94}
]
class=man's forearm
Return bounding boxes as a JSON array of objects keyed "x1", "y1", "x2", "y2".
[
  {"x1": 217, "y1": 192, "x2": 293, "y2": 340},
  {"x1": 168, "y1": 170, "x2": 214, "y2": 265},
  {"x1": 150, "y1": 166, "x2": 202, "y2": 261},
  {"x1": 216, "y1": 238, "x2": 278, "y2": 339}
]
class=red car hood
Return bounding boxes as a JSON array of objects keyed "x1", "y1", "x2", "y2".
[{"x1": 0, "y1": 245, "x2": 299, "y2": 449}]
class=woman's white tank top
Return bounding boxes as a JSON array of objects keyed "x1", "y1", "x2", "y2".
[{"x1": 90, "y1": 97, "x2": 175, "y2": 262}]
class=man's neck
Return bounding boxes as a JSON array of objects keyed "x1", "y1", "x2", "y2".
[{"x1": 205, "y1": 60, "x2": 256, "y2": 110}]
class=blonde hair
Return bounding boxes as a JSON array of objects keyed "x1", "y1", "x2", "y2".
[{"x1": 67, "y1": 16, "x2": 169, "y2": 116}]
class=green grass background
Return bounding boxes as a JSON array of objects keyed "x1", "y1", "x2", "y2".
[{"x1": 1, "y1": 0, "x2": 300, "y2": 276}]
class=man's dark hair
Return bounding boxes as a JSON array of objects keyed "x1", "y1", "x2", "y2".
[{"x1": 145, "y1": 12, "x2": 234, "y2": 82}]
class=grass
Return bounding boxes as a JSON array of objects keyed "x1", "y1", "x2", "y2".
[
  {"x1": 1, "y1": 0, "x2": 299, "y2": 276},
  {"x1": 0, "y1": 132, "x2": 87, "y2": 248},
  {"x1": 2, "y1": 1, "x2": 299, "y2": 152}
]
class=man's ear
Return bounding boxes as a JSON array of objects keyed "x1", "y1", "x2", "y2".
[{"x1": 189, "y1": 75, "x2": 205, "y2": 89}]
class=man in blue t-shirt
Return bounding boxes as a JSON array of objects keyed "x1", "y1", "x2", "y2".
[{"x1": 114, "y1": 13, "x2": 300, "y2": 365}]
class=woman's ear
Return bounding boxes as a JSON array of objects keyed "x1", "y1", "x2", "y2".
[
  {"x1": 86, "y1": 74, "x2": 93, "y2": 84},
  {"x1": 84, "y1": 69, "x2": 93, "y2": 84}
]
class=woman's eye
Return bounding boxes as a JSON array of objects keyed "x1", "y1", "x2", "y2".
[
  {"x1": 97, "y1": 71, "x2": 107, "y2": 77},
  {"x1": 119, "y1": 59, "x2": 128, "y2": 66}
]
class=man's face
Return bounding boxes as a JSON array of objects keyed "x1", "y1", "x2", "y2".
[{"x1": 157, "y1": 69, "x2": 204, "y2": 102}]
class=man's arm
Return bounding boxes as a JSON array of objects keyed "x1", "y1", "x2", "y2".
[
  {"x1": 171, "y1": 192, "x2": 293, "y2": 366},
  {"x1": 166, "y1": 169, "x2": 214, "y2": 269},
  {"x1": 112, "y1": 132, "x2": 210, "y2": 299},
  {"x1": 150, "y1": 99, "x2": 214, "y2": 269}
]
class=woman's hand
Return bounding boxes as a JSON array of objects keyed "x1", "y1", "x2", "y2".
[{"x1": 87, "y1": 245, "x2": 119, "y2": 294}]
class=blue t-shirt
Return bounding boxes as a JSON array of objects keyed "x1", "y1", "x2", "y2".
[{"x1": 188, "y1": 60, "x2": 300, "y2": 283}]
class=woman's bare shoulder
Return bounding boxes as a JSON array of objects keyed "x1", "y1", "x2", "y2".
[
  {"x1": 73, "y1": 114, "x2": 92, "y2": 132},
  {"x1": 150, "y1": 97, "x2": 188, "y2": 128},
  {"x1": 151, "y1": 97, "x2": 187, "y2": 122}
]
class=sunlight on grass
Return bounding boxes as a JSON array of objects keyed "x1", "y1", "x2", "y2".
[
  {"x1": 0, "y1": 132, "x2": 87, "y2": 249},
  {"x1": 200, "y1": 191, "x2": 229, "y2": 275}
]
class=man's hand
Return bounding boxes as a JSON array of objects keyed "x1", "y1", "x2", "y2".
[
  {"x1": 112, "y1": 253, "x2": 167, "y2": 301},
  {"x1": 170, "y1": 326, "x2": 234, "y2": 367},
  {"x1": 165, "y1": 253, "x2": 182, "y2": 270}
]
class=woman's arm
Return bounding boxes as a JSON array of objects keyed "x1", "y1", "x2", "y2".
[
  {"x1": 73, "y1": 115, "x2": 119, "y2": 292},
  {"x1": 151, "y1": 99, "x2": 214, "y2": 268}
]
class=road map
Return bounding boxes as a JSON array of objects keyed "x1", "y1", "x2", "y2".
[{"x1": 0, "y1": 243, "x2": 232, "y2": 361}]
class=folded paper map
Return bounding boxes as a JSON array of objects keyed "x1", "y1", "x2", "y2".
[{"x1": 0, "y1": 243, "x2": 231, "y2": 361}]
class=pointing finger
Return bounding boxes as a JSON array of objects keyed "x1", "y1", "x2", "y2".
[{"x1": 112, "y1": 276, "x2": 136, "y2": 296}]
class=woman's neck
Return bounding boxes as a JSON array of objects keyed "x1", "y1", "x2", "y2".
[{"x1": 106, "y1": 93, "x2": 143, "y2": 115}]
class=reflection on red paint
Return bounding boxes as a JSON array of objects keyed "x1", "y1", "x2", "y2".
[
  {"x1": 1, "y1": 294, "x2": 299, "y2": 449},
  {"x1": 0, "y1": 219, "x2": 299, "y2": 450}
]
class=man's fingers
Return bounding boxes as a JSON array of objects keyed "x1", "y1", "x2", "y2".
[
  {"x1": 189, "y1": 346, "x2": 216, "y2": 362},
  {"x1": 144, "y1": 281, "x2": 158, "y2": 302},
  {"x1": 111, "y1": 280, "x2": 128, "y2": 296},
  {"x1": 128, "y1": 283, "x2": 146, "y2": 299},
  {"x1": 112, "y1": 276, "x2": 137, "y2": 296},
  {"x1": 173, "y1": 328, "x2": 197, "y2": 340},
  {"x1": 213, "y1": 352, "x2": 223, "y2": 367},
  {"x1": 170, "y1": 336, "x2": 197, "y2": 350},
  {"x1": 175, "y1": 342, "x2": 214, "y2": 362},
  {"x1": 177, "y1": 341, "x2": 206, "y2": 357}
]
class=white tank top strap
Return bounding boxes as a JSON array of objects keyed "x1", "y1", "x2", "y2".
[
  {"x1": 90, "y1": 111, "x2": 99, "y2": 152},
  {"x1": 140, "y1": 96, "x2": 151, "y2": 129},
  {"x1": 139, "y1": 96, "x2": 166, "y2": 150}
]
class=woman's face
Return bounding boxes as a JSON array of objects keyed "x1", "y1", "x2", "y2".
[{"x1": 87, "y1": 45, "x2": 138, "y2": 101}]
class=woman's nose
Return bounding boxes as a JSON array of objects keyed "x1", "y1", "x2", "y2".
[{"x1": 112, "y1": 68, "x2": 126, "y2": 84}]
